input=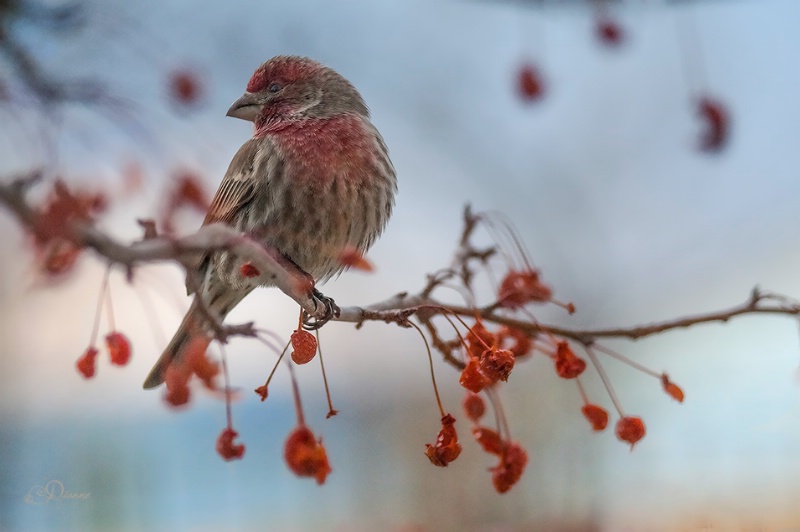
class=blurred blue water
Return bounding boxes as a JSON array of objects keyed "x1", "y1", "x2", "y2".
[{"x1": 1, "y1": 395, "x2": 387, "y2": 531}]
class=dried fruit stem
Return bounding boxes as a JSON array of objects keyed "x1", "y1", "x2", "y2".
[
  {"x1": 576, "y1": 377, "x2": 589, "y2": 404},
  {"x1": 315, "y1": 329, "x2": 337, "y2": 418},
  {"x1": 409, "y1": 320, "x2": 445, "y2": 417},
  {"x1": 591, "y1": 343, "x2": 661, "y2": 379},
  {"x1": 257, "y1": 336, "x2": 291, "y2": 392},
  {"x1": 220, "y1": 345, "x2": 233, "y2": 429},
  {"x1": 287, "y1": 355, "x2": 306, "y2": 426},
  {"x1": 90, "y1": 265, "x2": 111, "y2": 345},
  {"x1": 584, "y1": 344, "x2": 624, "y2": 417},
  {"x1": 104, "y1": 267, "x2": 116, "y2": 331},
  {"x1": 484, "y1": 386, "x2": 512, "y2": 443}
]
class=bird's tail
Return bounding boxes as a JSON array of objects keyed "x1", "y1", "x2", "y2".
[
  {"x1": 142, "y1": 287, "x2": 249, "y2": 389},
  {"x1": 142, "y1": 297, "x2": 209, "y2": 389}
]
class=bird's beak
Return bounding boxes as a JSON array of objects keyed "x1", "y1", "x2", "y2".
[{"x1": 226, "y1": 92, "x2": 262, "y2": 121}]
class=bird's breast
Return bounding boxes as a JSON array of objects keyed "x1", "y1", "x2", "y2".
[
  {"x1": 248, "y1": 114, "x2": 395, "y2": 282},
  {"x1": 268, "y1": 115, "x2": 378, "y2": 185}
]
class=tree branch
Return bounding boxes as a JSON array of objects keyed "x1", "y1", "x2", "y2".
[
  {"x1": 336, "y1": 287, "x2": 800, "y2": 344},
  {"x1": 0, "y1": 173, "x2": 327, "y2": 320},
  {"x1": 3, "y1": 173, "x2": 798, "y2": 357}
]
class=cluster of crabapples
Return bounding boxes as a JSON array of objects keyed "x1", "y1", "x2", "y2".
[
  {"x1": 418, "y1": 265, "x2": 684, "y2": 493},
  {"x1": 75, "y1": 301, "x2": 333, "y2": 484},
  {"x1": 46, "y1": 165, "x2": 682, "y2": 493},
  {"x1": 68, "y1": 221, "x2": 684, "y2": 493},
  {"x1": 48, "y1": 168, "x2": 354, "y2": 487}
]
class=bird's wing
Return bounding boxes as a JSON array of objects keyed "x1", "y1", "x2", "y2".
[
  {"x1": 203, "y1": 138, "x2": 266, "y2": 226},
  {"x1": 185, "y1": 138, "x2": 273, "y2": 295}
]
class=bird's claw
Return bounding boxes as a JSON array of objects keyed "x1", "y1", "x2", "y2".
[{"x1": 303, "y1": 289, "x2": 340, "y2": 330}]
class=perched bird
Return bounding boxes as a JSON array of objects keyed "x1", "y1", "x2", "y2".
[{"x1": 143, "y1": 55, "x2": 397, "y2": 389}]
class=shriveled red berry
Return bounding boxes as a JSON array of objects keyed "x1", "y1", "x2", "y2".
[
  {"x1": 164, "y1": 364, "x2": 191, "y2": 408},
  {"x1": 479, "y1": 347, "x2": 515, "y2": 383},
  {"x1": 105, "y1": 332, "x2": 131, "y2": 366},
  {"x1": 183, "y1": 337, "x2": 218, "y2": 389},
  {"x1": 41, "y1": 240, "x2": 82, "y2": 276},
  {"x1": 255, "y1": 385, "x2": 268, "y2": 401},
  {"x1": 581, "y1": 404, "x2": 609, "y2": 431},
  {"x1": 338, "y1": 245, "x2": 374, "y2": 272},
  {"x1": 34, "y1": 181, "x2": 105, "y2": 277},
  {"x1": 240, "y1": 262, "x2": 260, "y2": 278},
  {"x1": 492, "y1": 442, "x2": 528, "y2": 493},
  {"x1": 554, "y1": 341, "x2": 586, "y2": 379},
  {"x1": 76, "y1": 347, "x2": 98, "y2": 379},
  {"x1": 462, "y1": 393, "x2": 486, "y2": 423},
  {"x1": 465, "y1": 320, "x2": 495, "y2": 358},
  {"x1": 661, "y1": 374, "x2": 685, "y2": 403},
  {"x1": 290, "y1": 330, "x2": 317, "y2": 364},
  {"x1": 459, "y1": 357, "x2": 490, "y2": 393},
  {"x1": 35, "y1": 180, "x2": 105, "y2": 242},
  {"x1": 284, "y1": 425, "x2": 332, "y2": 485},
  {"x1": 216, "y1": 427, "x2": 245, "y2": 461},
  {"x1": 472, "y1": 426, "x2": 505, "y2": 456},
  {"x1": 497, "y1": 269, "x2": 552, "y2": 308},
  {"x1": 425, "y1": 414, "x2": 462, "y2": 467}
]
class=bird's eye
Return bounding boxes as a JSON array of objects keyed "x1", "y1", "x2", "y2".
[{"x1": 268, "y1": 83, "x2": 282, "y2": 93}]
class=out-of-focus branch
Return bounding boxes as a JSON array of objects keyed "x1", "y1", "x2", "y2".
[
  {"x1": 0, "y1": 173, "x2": 326, "y2": 321},
  {"x1": 0, "y1": 1, "x2": 114, "y2": 107}
]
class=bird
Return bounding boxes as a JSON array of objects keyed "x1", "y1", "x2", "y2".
[{"x1": 143, "y1": 55, "x2": 397, "y2": 389}]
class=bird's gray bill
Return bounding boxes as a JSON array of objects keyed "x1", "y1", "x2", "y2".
[{"x1": 226, "y1": 92, "x2": 261, "y2": 121}]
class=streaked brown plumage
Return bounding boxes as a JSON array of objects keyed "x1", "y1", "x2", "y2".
[{"x1": 143, "y1": 56, "x2": 396, "y2": 389}]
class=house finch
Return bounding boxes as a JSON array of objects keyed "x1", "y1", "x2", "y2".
[{"x1": 143, "y1": 55, "x2": 397, "y2": 389}]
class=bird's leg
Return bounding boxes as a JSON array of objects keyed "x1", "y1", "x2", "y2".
[
  {"x1": 302, "y1": 288, "x2": 340, "y2": 330},
  {"x1": 273, "y1": 251, "x2": 340, "y2": 329}
]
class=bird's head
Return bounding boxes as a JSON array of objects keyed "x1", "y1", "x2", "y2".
[{"x1": 226, "y1": 55, "x2": 369, "y2": 127}]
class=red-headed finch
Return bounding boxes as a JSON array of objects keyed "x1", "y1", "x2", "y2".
[{"x1": 144, "y1": 56, "x2": 396, "y2": 388}]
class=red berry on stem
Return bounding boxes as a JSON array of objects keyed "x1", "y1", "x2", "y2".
[
  {"x1": 284, "y1": 425, "x2": 332, "y2": 484},
  {"x1": 425, "y1": 414, "x2": 462, "y2": 467},
  {"x1": 290, "y1": 330, "x2": 317, "y2": 364},
  {"x1": 216, "y1": 427, "x2": 246, "y2": 461},
  {"x1": 472, "y1": 426, "x2": 505, "y2": 456},
  {"x1": 459, "y1": 357, "x2": 490, "y2": 393},
  {"x1": 76, "y1": 347, "x2": 98, "y2": 379},
  {"x1": 554, "y1": 341, "x2": 586, "y2": 379},
  {"x1": 492, "y1": 442, "x2": 528, "y2": 494},
  {"x1": 581, "y1": 404, "x2": 609, "y2": 431},
  {"x1": 105, "y1": 332, "x2": 131, "y2": 366},
  {"x1": 615, "y1": 416, "x2": 646, "y2": 449}
]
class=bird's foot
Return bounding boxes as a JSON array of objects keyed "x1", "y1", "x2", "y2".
[{"x1": 302, "y1": 289, "x2": 340, "y2": 330}]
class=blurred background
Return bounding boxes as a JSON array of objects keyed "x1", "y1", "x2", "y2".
[{"x1": 2, "y1": 0, "x2": 800, "y2": 530}]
